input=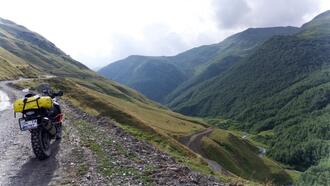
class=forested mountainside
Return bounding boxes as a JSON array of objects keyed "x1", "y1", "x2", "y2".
[
  {"x1": 0, "y1": 17, "x2": 219, "y2": 185},
  {"x1": 99, "y1": 26, "x2": 299, "y2": 103},
  {"x1": 168, "y1": 10, "x2": 330, "y2": 171},
  {"x1": 2, "y1": 17, "x2": 288, "y2": 185},
  {"x1": 98, "y1": 11, "x2": 330, "y2": 185},
  {"x1": 0, "y1": 16, "x2": 304, "y2": 185}
]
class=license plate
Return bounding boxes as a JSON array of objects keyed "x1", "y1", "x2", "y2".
[{"x1": 20, "y1": 119, "x2": 38, "y2": 131}]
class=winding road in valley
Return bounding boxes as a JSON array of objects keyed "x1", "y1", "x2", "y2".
[
  {"x1": 184, "y1": 127, "x2": 224, "y2": 173},
  {"x1": 0, "y1": 79, "x2": 225, "y2": 186}
]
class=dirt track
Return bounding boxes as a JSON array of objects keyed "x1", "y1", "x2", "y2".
[
  {"x1": 0, "y1": 81, "x2": 77, "y2": 186},
  {"x1": 0, "y1": 80, "x2": 108, "y2": 186},
  {"x1": 183, "y1": 128, "x2": 224, "y2": 173},
  {"x1": 0, "y1": 82, "x2": 94, "y2": 186},
  {"x1": 0, "y1": 80, "x2": 225, "y2": 186}
]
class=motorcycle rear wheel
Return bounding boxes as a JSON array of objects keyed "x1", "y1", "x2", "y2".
[{"x1": 31, "y1": 128, "x2": 51, "y2": 160}]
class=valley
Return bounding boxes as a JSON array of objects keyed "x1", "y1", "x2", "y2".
[
  {"x1": 0, "y1": 16, "x2": 249, "y2": 185},
  {"x1": 99, "y1": 10, "x2": 330, "y2": 185},
  {"x1": 1, "y1": 8, "x2": 329, "y2": 186}
]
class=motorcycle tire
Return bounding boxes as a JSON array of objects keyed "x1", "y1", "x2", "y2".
[{"x1": 31, "y1": 128, "x2": 51, "y2": 160}]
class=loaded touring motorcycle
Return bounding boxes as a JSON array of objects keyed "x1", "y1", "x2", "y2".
[{"x1": 13, "y1": 85, "x2": 64, "y2": 160}]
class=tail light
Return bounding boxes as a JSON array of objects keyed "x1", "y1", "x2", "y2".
[{"x1": 55, "y1": 113, "x2": 64, "y2": 123}]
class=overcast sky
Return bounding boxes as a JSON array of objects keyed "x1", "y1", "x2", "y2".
[{"x1": 0, "y1": 0, "x2": 330, "y2": 69}]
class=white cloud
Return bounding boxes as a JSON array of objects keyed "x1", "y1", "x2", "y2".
[{"x1": 0, "y1": 0, "x2": 329, "y2": 69}]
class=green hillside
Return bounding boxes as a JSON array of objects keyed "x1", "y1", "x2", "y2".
[
  {"x1": 1, "y1": 17, "x2": 271, "y2": 185},
  {"x1": 0, "y1": 17, "x2": 94, "y2": 79},
  {"x1": 300, "y1": 10, "x2": 330, "y2": 38},
  {"x1": 297, "y1": 156, "x2": 330, "y2": 185},
  {"x1": 99, "y1": 56, "x2": 187, "y2": 102},
  {"x1": 0, "y1": 19, "x2": 312, "y2": 184},
  {"x1": 202, "y1": 129, "x2": 291, "y2": 185},
  {"x1": 99, "y1": 27, "x2": 299, "y2": 103},
  {"x1": 99, "y1": 11, "x2": 330, "y2": 185},
  {"x1": 168, "y1": 11, "x2": 330, "y2": 175}
]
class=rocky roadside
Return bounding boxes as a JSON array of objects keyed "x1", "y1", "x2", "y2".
[
  {"x1": 3, "y1": 81, "x2": 227, "y2": 185},
  {"x1": 62, "y1": 101, "x2": 226, "y2": 186}
]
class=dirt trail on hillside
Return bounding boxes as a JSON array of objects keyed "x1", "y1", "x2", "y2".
[
  {"x1": 0, "y1": 79, "x2": 225, "y2": 186},
  {"x1": 184, "y1": 128, "x2": 224, "y2": 173},
  {"x1": 0, "y1": 80, "x2": 108, "y2": 185},
  {"x1": 187, "y1": 128, "x2": 213, "y2": 152}
]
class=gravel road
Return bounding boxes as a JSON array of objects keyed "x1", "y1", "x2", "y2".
[
  {"x1": 0, "y1": 81, "x2": 31, "y2": 185},
  {"x1": 0, "y1": 80, "x2": 226, "y2": 186},
  {"x1": 184, "y1": 128, "x2": 224, "y2": 174},
  {"x1": 0, "y1": 81, "x2": 72, "y2": 186}
]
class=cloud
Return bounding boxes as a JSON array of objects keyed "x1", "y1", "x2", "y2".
[
  {"x1": 1, "y1": 0, "x2": 329, "y2": 69},
  {"x1": 212, "y1": 0, "x2": 322, "y2": 29},
  {"x1": 109, "y1": 23, "x2": 188, "y2": 62},
  {"x1": 212, "y1": 0, "x2": 251, "y2": 29}
]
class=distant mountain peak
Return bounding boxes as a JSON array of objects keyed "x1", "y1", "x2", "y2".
[
  {"x1": 300, "y1": 10, "x2": 330, "y2": 37},
  {"x1": 311, "y1": 10, "x2": 330, "y2": 21},
  {"x1": 0, "y1": 17, "x2": 13, "y2": 24}
]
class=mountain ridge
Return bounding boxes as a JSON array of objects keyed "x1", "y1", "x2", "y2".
[
  {"x1": 99, "y1": 26, "x2": 299, "y2": 103},
  {"x1": 0, "y1": 17, "x2": 298, "y2": 185},
  {"x1": 97, "y1": 10, "x2": 330, "y2": 185}
]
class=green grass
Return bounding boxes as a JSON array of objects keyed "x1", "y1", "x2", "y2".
[
  {"x1": 285, "y1": 169, "x2": 301, "y2": 183},
  {"x1": 0, "y1": 47, "x2": 40, "y2": 80},
  {"x1": 205, "y1": 117, "x2": 272, "y2": 148},
  {"x1": 297, "y1": 157, "x2": 330, "y2": 186},
  {"x1": 16, "y1": 77, "x2": 267, "y2": 185},
  {"x1": 201, "y1": 128, "x2": 292, "y2": 185},
  {"x1": 73, "y1": 119, "x2": 154, "y2": 185},
  {"x1": 1, "y1": 17, "x2": 252, "y2": 184},
  {"x1": 15, "y1": 77, "x2": 287, "y2": 185},
  {"x1": 168, "y1": 26, "x2": 330, "y2": 172}
]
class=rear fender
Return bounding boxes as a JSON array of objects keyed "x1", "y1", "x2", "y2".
[{"x1": 41, "y1": 117, "x2": 56, "y2": 136}]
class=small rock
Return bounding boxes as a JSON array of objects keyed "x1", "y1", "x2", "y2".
[{"x1": 86, "y1": 174, "x2": 91, "y2": 180}]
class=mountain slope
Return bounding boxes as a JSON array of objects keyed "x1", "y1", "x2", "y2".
[
  {"x1": 1, "y1": 17, "x2": 260, "y2": 185},
  {"x1": 202, "y1": 129, "x2": 291, "y2": 184},
  {"x1": 168, "y1": 11, "x2": 330, "y2": 172},
  {"x1": 99, "y1": 27, "x2": 299, "y2": 103},
  {"x1": 100, "y1": 11, "x2": 330, "y2": 184},
  {"x1": 0, "y1": 17, "x2": 298, "y2": 185},
  {"x1": 0, "y1": 17, "x2": 93, "y2": 79},
  {"x1": 299, "y1": 10, "x2": 330, "y2": 38},
  {"x1": 99, "y1": 56, "x2": 187, "y2": 102}
]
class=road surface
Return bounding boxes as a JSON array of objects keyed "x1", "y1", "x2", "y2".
[
  {"x1": 184, "y1": 128, "x2": 224, "y2": 173},
  {"x1": 0, "y1": 81, "x2": 63, "y2": 186}
]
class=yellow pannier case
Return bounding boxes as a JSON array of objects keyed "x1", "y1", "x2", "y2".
[{"x1": 14, "y1": 95, "x2": 53, "y2": 113}]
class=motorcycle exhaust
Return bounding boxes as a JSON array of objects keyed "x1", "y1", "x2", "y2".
[{"x1": 41, "y1": 117, "x2": 56, "y2": 136}]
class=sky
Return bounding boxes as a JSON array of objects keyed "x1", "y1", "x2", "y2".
[{"x1": 0, "y1": 0, "x2": 330, "y2": 70}]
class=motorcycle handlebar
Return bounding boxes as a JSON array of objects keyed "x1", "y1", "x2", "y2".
[
  {"x1": 42, "y1": 90, "x2": 64, "y2": 98},
  {"x1": 51, "y1": 91, "x2": 64, "y2": 98}
]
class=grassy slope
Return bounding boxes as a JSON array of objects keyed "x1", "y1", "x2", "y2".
[
  {"x1": 1, "y1": 17, "x2": 236, "y2": 183},
  {"x1": 99, "y1": 56, "x2": 188, "y2": 103},
  {"x1": 0, "y1": 47, "x2": 40, "y2": 80},
  {"x1": 201, "y1": 129, "x2": 292, "y2": 185},
  {"x1": 168, "y1": 12, "x2": 330, "y2": 173},
  {"x1": 0, "y1": 17, "x2": 94, "y2": 79},
  {"x1": 1, "y1": 17, "x2": 290, "y2": 185},
  {"x1": 99, "y1": 27, "x2": 299, "y2": 103},
  {"x1": 15, "y1": 78, "x2": 220, "y2": 177},
  {"x1": 0, "y1": 17, "x2": 223, "y2": 181},
  {"x1": 299, "y1": 10, "x2": 330, "y2": 38}
]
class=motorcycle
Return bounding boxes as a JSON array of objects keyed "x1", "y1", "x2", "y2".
[{"x1": 14, "y1": 86, "x2": 64, "y2": 160}]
